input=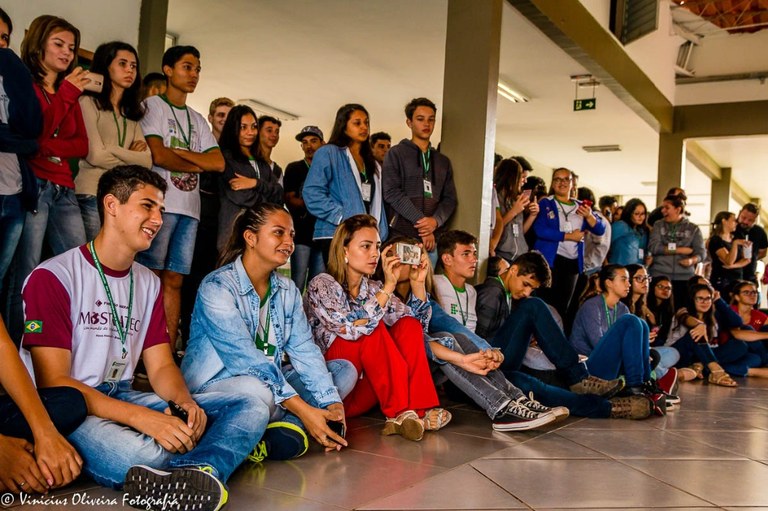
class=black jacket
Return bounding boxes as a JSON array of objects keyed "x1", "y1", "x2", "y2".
[{"x1": 475, "y1": 277, "x2": 511, "y2": 341}]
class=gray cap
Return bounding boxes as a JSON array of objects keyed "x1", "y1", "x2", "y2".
[{"x1": 295, "y1": 125, "x2": 324, "y2": 142}]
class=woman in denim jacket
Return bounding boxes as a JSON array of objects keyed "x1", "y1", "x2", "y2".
[
  {"x1": 304, "y1": 215, "x2": 448, "y2": 441},
  {"x1": 182, "y1": 203, "x2": 357, "y2": 462},
  {"x1": 303, "y1": 104, "x2": 387, "y2": 263}
]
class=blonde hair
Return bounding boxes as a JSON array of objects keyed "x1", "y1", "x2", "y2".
[{"x1": 327, "y1": 215, "x2": 380, "y2": 286}]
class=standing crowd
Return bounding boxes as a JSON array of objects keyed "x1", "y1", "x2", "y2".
[{"x1": 1, "y1": 10, "x2": 767, "y2": 511}]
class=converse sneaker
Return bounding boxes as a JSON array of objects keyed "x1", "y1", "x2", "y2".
[
  {"x1": 569, "y1": 375, "x2": 624, "y2": 398},
  {"x1": 123, "y1": 465, "x2": 228, "y2": 511},
  {"x1": 657, "y1": 369, "x2": 681, "y2": 405},
  {"x1": 520, "y1": 392, "x2": 569, "y2": 421},
  {"x1": 248, "y1": 421, "x2": 309, "y2": 463},
  {"x1": 492, "y1": 397, "x2": 558, "y2": 431},
  {"x1": 609, "y1": 395, "x2": 652, "y2": 419}
]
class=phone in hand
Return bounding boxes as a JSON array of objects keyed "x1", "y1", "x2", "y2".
[
  {"x1": 521, "y1": 189, "x2": 532, "y2": 200},
  {"x1": 327, "y1": 420, "x2": 346, "y2": 439},
  {"x1": 581, "y1": 199, "x2": 593, "y2": 210},
  {"x1": 168, "y1": 400, "x2": 189, "y2": 423},
  {"x1": 83, "y1": 72, "x2": 104, "y2": 93}
]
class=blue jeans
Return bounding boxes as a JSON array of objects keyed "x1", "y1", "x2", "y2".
[
  {"x1": 76, "y1": 194, "x2": 101, "y2": 241},
  {"x1": 8, "y1": 180, "x2": 86, "y2": 341},
  {"x1": 290, "y1": 243, "x2": 325, "y2": 292},
  {"x1": 67, "y1": 381, "x2": 263, "y2": 489},
  {"x1": 0, "y1": 193, "x2": 24, "y2": 298},
  {"x1": 202, "y1": 359, "x2": 357, "y2": 431},
  {"x1": 713, "y1": 339, "x2": 765, "y2": 377},
  {"x1": 508, "y1": 371, "x2": 611, "y2": 418},
  {"x1": 136, "y1": 212, "x2": 198, "y2": 275},
  {"x1": 652, "y1": 346, "x2": 680, "y2": 379},
  {"x1": 491, "y1": 297, "x2": 588, "y2": 385},
  {"x1": 435, "y1": 333, "x2": 523, "y2": 419},
  {"x1": 586, "y1": 314, "x2": 650, "y2": 386},
  {"x1": 673, "y1": 333, "x2": 718, "y2": 369}
]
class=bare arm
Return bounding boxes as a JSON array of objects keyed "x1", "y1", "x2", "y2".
[
  {"x1": 171, "y1": 147, "x2": 225, "y2": 172},
  {"x1": 146, "y1": 137, "x2": 201, "y2": 173}
]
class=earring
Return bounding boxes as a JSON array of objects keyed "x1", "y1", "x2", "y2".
[{"x1": 344, "y1": 256, "x2": 349, "y2": 264}]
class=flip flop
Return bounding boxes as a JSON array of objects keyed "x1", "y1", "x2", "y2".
[{"x1": 422, "y1": 408, "x2": 452, "y2": 431}]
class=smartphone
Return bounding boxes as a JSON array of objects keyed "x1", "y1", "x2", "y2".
[
  {"x1": 521, "y1": 189, "x2": 532, "y2": 199},
  {"x1": 168, "y1": 400, "x2": 189, "y2": 423},
  {"x1": 581, "y1": 199, "x2": 593, "y2": 209},
  {"x1": 84, "y1": 71, "x2": 104, "y2": 93},
  {"x1": 327, "y1": 420, "x2": 346, "y2": 439}
]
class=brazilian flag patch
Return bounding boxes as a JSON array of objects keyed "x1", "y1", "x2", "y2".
[{"x1": 24, "y1": 320, "x2": 43, "y2": 334}]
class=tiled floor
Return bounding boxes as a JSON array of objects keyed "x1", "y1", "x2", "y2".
[{"x1": 8, "y1": 377, "x2": 768, "y2": 510}]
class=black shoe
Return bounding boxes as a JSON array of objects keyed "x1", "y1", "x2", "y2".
[
  {"x1": 492, "y1": 397, "x2": 558, "y2": 432},
  {"x1": 124, "y1": 465, "x2": 228, "y2": 511},
  {"x1": 520, "y1": 392, "x2": 569, "y2": 421},
  {"x1": 249, "y1": 421, "x2": 309, "y2": 462}
]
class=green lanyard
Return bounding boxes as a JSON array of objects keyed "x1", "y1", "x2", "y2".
[
  {"x1": 112, "y1": 111, "x2": 127, "y2": 148},
  {"x1": 254, "y1": 282, "x2": 274, "y2": 356},
  {"x1": 160, "y1": 94, "x2": 192, "y2": 147},
  {"x1": 359, "y1": 165, "x2": 368, "y2": 183},
  {"x1": 421, "y1": 148, "x2": 431, "y2": 177},
  {"x1": 601, "y1": 295, "x2": 617, "y2": 329},
  {"x1": 668, "y1": 221, "x2": 680, "y2": 242},
  {"x1": 495, "y1": 276, "x2": 512, "y2": 308},
  {"x1": 304, "y1": 159, "x2": 310, "y2": 169},
  {"x1": 88, "y1": 241, "x2": 133, "y2": 359},
  {"x1": 452, "y1": 285, "x2": 469, "y2": 326}
]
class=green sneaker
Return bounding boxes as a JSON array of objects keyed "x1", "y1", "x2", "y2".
[
  {"x1": 123, "y1": 464, "x2": 228, "y2": 511},
  {"x1": 248, "y1": 421, "x2": 309, "y2": 463}
]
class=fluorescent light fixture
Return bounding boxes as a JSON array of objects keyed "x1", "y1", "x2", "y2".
[
  {"x1": 497, "y1": 81, "x2": 530, "y2": 103},
  {"x1": 582, "y1": 144, "x2": 621, "y2": 152},
  {"x1": 237, "y1": 98, "x2": 299, "y2": 121}
]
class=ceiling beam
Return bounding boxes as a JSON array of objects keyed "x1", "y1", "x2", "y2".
[
  {"x1": 685, "y1": 140, "x2": 722, "y2": 180},
  {"x1": 506, "y1": 0, "x2": 674, "y2": 133}
]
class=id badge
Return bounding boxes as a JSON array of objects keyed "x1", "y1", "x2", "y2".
[
  {"x1": 361, "y1": 183, "x2": 372, "y2": 202},
  {"x1": 105, "y1": 359, "x2": 127, "y2": 382},
  {"x1": 667, "y1": 242, "x2": 677, "y2": 252},
  {"x1": 512, "y1": 223, "x2": 520, "y2": 237},
  {"x1": 423, "y1": 179, "x2": 433, "y2": 198},
  {"x1": 638, "y1": 248, "x2": 644, "y2": 259},
  {"x1": 564, "y1": 222, "x2": 573, "y2": 233}
]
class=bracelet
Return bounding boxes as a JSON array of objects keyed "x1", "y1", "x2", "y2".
[{"x1": 378, "y1": 289, "x2": 393, "y2": 300}]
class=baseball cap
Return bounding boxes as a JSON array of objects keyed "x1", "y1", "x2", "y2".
[{"x1": 295, "y1": 125, "x2": 324, "y2": 142}]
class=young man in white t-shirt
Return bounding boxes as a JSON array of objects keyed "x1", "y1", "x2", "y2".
[
  {"x1": 433, "y1": 230, "x2": 479, "y2": 331},
  {"x1": 139, "y1": 45, "x2": 225, "y2": 350},
  {"x1": 21, "y1": 166, "x2": 261, "y2": 510}
]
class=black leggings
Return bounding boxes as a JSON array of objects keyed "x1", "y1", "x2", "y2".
[
  {"x1": 540, "y1": 255, "x2": 580, "y2": 321},
  {"x1": 0, "y1": 386, "x2": 87, "y2": 441}
]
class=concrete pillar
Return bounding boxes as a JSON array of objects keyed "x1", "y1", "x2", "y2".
[
  {"x1": 710, "y1": 167, "x2": 732, "y2": 216},
  {"x1": 440, "y1": 0, "x2": 502, "y2": 272},
  {"x1": 137, "y1": 0, "x2": 169, "y2": 75},
  {"x1": 656, "y1": 132, "x2": 685, "y2": 204}
]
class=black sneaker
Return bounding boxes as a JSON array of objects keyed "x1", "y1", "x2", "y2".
[
  {"x1": 492, "y1": 397, "x2": 558, "y2": 431},
  {"x1": 248, "y1": 421, "x2": 309, "y2": 463},
  {"x1": 123, "y1": 465, "x2": 228, "y2": 511},
  {"x1": 520, "y1": 392, "x2": 570, "y2": 421},
  {"x1": 569, "y1": 375, "x2": 624, "y2": 398}
]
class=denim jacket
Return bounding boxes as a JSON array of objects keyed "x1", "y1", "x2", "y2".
[
  {"x1": 303, "y1": 144, "x2": 388, "y2": 240},
  {"x1": 181, "y1": 256, "x2": 341, "y2": 408}
]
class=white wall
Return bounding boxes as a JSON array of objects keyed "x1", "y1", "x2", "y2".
[{"x1": 5, "y1": 1, "x2": 141, "y2": 55}]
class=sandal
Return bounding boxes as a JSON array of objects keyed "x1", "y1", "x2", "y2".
[
  {"x1": 678, "y1": 367, "x2": 698, "y2": 382},
  {"x1": 708, "y1": 369, "x2": 738, "y2": 387},
  {"x1": 691, "y1": 362, "x2": 705, "y2": 380},
  {"x1": 422, "y1": 408, "x2": 452, "y2": 431},
  {"x1": 381, "y1": 410, "x2": 424, "y2": 441}
]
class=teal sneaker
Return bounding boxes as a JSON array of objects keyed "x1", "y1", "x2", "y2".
[
  {"x1": 248, "y1": 421, "x2": 309, "y2": 463},
  {"x1": 124, "y1": 464, "x2": 228, "y2": 511}
]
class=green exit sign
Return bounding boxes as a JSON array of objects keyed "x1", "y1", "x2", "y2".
[{"x1": 574, "y1": 98, "x2": 597, "y2": 111}]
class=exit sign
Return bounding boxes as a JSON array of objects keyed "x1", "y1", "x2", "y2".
[{"x1": 574, "y1": 98, "x2": 596, "y2": 111}]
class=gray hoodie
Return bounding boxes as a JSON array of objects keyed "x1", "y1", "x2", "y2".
[{"x1": 648, "y1": 218, "x2": 705, "y2": 281}]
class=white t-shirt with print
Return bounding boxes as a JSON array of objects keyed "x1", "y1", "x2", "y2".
[
  {"x1": 140, "y1": 95, "x2": 218, "y2": 219},
  {"x1": 433, "y1": 274, "x2": 478, "y2": 332}
]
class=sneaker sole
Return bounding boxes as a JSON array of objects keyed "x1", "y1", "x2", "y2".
[
  {"x1": 124, "y1": 465, "x2": 227, "y2": 511},
  {"x1": 493, "y1": 412, "x2": 558, "y2": 432}
]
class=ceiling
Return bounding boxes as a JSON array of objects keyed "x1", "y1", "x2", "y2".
[
  {"x1": 167, "y1": 0, "x2": 767, "y2": 222},
  {"x1": 672, "y1": 0, "x2": 768, "y2": 34}
]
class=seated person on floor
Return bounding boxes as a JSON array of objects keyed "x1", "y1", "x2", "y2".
[
  {"x1": 182, "y1": 203, "x2": 356, "y2": 462},
  {"x1": 304, "y1": 214, "x2": 449, "y2": 442},
  {"x1": 433, "y1": 237, "x2": 648, "y2": 420},
  {"x1": 381, "y1": 235, "x2": 564, "y2": 431},
  {"x1": 20, "y1": 165, "x2": 262, "y2": 511},
  {"x1": 0, "y1": 316, "x2": 85, "y2": 493},
  {"x1": 570, "y1": 264, "x2": 669, "y2": 415}
]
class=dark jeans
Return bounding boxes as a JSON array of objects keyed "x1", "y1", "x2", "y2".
[
  {"x1": 490, "y1": 297, "x2": 588, "y2": 385},
  {"x1": 0, "y1": 386, "x2": 87, "y2": 441},
  {"x1": 508, "y1": 371, "x2": 611, "y2": 418},
  {"x1": 673, "y1": 332, "x2": 718, "y2": 369},
  {"x1": 540, "y1": 255, "x2": 579, "y2": 320},
  {"x1": 713, "y1": 339, "x2": 765, "y2": 377}
]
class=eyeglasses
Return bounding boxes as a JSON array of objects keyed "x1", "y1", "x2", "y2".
[
  {"x1": 740, "y1": 290, "x2": 758, "y2": 296},
  {"x1": 694, "y1": 296, "x2": 713, "y2": 303},
  {"x1": 655, "y1": 285, "x2": 672, "y2": 291},
  {"x1": 552, "y1": 177, "x2": 572, "y2": 184},
  {"x1": 633, "y1": 276, "x2": 652, "y2": 283}
]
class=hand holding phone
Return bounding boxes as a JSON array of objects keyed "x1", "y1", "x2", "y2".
[{"x1": 168, "y1": 400, "x2": 189, "y2": 423}]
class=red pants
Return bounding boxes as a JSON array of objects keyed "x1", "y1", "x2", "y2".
[{"x1": 325, "y1": 316, "x2": 438, "y2": 418}]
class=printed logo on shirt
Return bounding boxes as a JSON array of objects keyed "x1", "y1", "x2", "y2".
[
  {"x1": 450, "y1": 304, "x2": 458, "y2": 315},
  {"x1": 24, "y1": 320, "x2": 43, "y2": 334}
]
